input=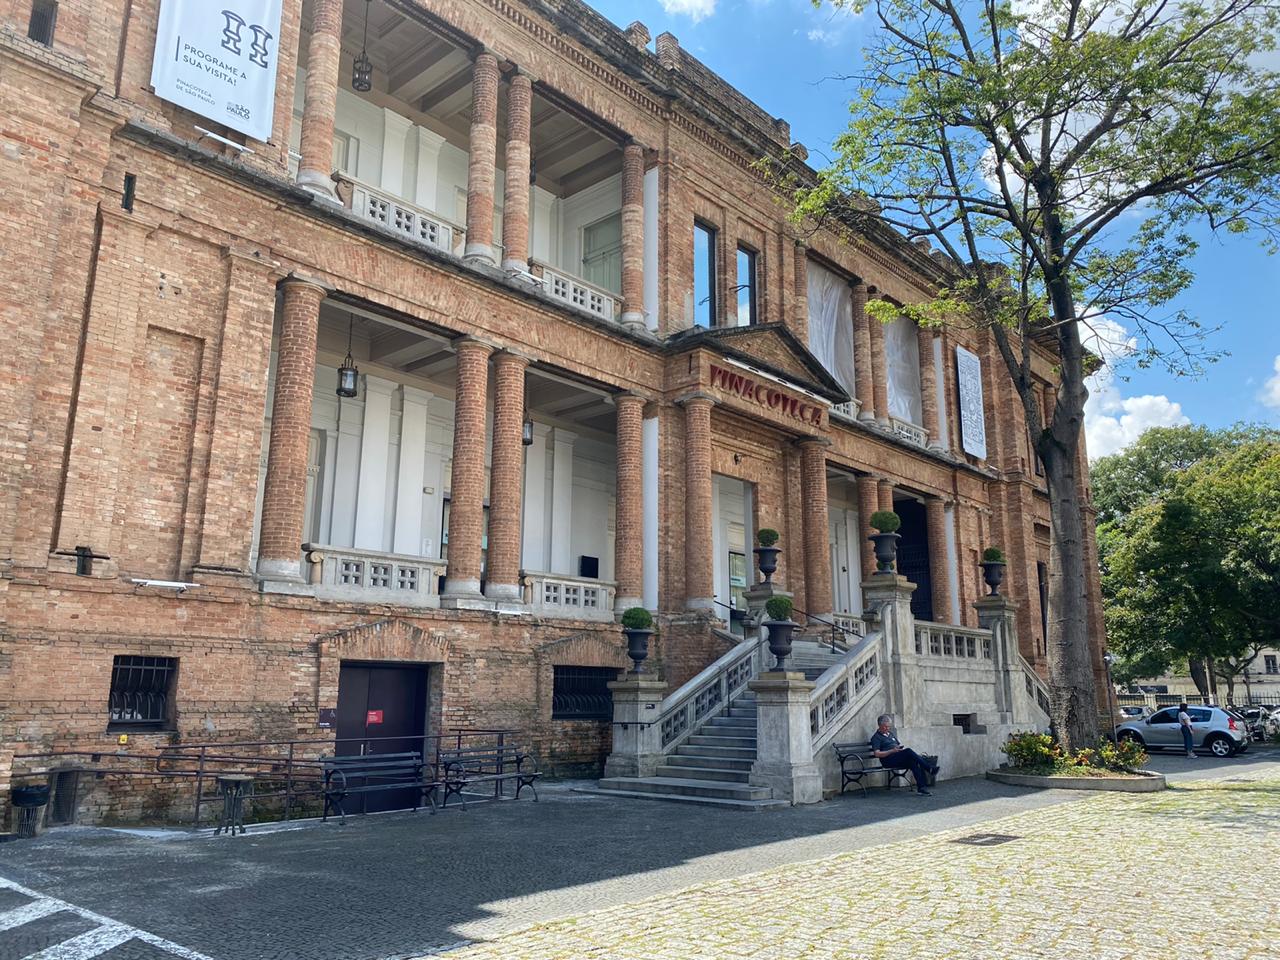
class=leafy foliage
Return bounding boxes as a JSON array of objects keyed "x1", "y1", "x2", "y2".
[
  {"x1": 869, "y1": 510, "x2": 901, "y2": 533},
  {"x1": 620, "y1": 607, "x2": 653, "y2": 630},
  {"x1": 765, "y1": 596, "x2": 795, "y2": 621},
  {"x1": 1002, "y1": 731, "x2": 1148, "y2": 772},
  {"x1": 756, "y1": 528, "x2": 780, "y2": 548},
  {"x1": 982, "y1": 547, "x2": 1006, "y2": 563}
]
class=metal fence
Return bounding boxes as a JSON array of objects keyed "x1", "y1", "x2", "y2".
[{"x1": 1116, "y1": 692, "x2": 1278, "y2": 709}]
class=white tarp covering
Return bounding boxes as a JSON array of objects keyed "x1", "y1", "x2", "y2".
[
  {"x1": 806, "y1": 260, "x2": 857, "y2": 397},
  {"x1": 151, "y1": 0, "x2": 284, "y2": 142},
  {"x1": 956, "y1": 345, "x2": 988, "y2": 459},
  {"x1": 884, "y1": 315, "x2": 923, "y2": 425}
]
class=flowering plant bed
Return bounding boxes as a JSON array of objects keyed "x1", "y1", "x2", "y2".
[
  {"x1": 987, "y1": 768, "x2": 1166, "y2": 792},
  {"x1": 991, "y1": 731, "x2": 1164, "y2": 791}
]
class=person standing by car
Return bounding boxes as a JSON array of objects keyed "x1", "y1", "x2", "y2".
[{"x1": 1178, "y1": 702, "x2": 1195, "y2": 757}]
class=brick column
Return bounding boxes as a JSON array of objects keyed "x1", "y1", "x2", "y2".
[
  {"x1": 620, "y1": 142, "x2": 646, "y2": 333},
  {"x1": 257, "y1": 277, "x2": 327, "y2": 582},
  {"x1": 798, "y1": 438, "x2": 833, "y2": 620},
  {"x1": 464, "y1": 52, "x2": 500, "y2": 265},
  {"x1": 484, "y1": 350, "x2": 529, "y2": 603},
  {"x1": 851, "y1": 282, "x2": 875, "y2": 422},
  {"x1": 443, "y1": 338, "x2": 494, "y2": 602},
  {"x1": 681, "y1": 394, "x2": 716, "y2": 611},
  {"x1": 926, "y1": 496, "x2": 953, "y2": 622},
  {"x1": 869, "y1": 294, "x2": 890, "y2": 427},
  {"x1": 792, "y1": 241, "x2": 809, "y2": 339},
  {"x1": 854, "y1": 475, "x2": 878, "y2": 580},
  {"x1": 878, "y1": 477, "x2": 895, "y2": 514},
  {"x1": 296, "y1": 0, "x2": 343, "y2": 198},
  {"x1": 614, "y1": 392, "x2": 646, "y2": 612},
  {"x1": 501, "y1": 71, "x2": 532, "y2": 273},
  {"x1": 918, "y1": 325, "x2": 942, "y2": 448}
]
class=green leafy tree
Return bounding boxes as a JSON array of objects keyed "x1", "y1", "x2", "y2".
[
  {"x1": 1104, "y1": 440, "x2": 1280, "y2": 701},
  {"x1": 785, "y1": 0, "x2": 1280, "y2": 749}
]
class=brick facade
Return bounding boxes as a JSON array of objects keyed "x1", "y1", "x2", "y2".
[{"x1": 0, "y1": 0, "x2": 1105, "y2": 824}]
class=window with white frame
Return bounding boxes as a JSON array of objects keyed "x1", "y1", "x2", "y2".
[
  {"x1": 582, "y1": 213, "x2": 622, "y2": 293},
  {"x1": 805, "y1": 259, "x2": 857, "y2": 397}
]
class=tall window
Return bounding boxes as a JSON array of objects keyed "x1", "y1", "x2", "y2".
[
  {"x1": 551, "y1": 666, "x2": 615, "y2": 720},
  {"x1": 693, "y1": 221, "x2": 717, "y2": 328},
  {"x1": 583, "y1": 213, "x2": 623, "y2": 293},
  {"x1": 108, "y1": 656, "x2": 178, "y2": 729},
  {"x1": 1266, "y1": 655, "x2": 1278, "y2": 675},
  {"x1": 1037, "y1": 562, "x2": 1050, "y2": 654},
  {"x1": 735, "y1": 245, "x2": 757, "y2": 326},
  {"x1": 28, "y1": 0, "x2": 57, "y2": 46}
]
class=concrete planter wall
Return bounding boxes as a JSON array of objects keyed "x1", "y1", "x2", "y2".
[{"x1": 987, "y1": 769, "x2": 1166, "y2": 792}]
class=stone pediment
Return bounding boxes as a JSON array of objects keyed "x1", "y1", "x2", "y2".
[{"x1": 668, "y1": 323, "x2": 850, "y2": 403}]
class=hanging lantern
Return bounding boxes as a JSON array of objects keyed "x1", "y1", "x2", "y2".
[
  {"x1": 522, "y1": 418, "x2": 535, "y2": 446},
  {"x1": 337, "y1": 315, "x2": 359, "y2": 398},
  {"x1": 352, "y1": 0, "x2": 373, "y2": 92}
]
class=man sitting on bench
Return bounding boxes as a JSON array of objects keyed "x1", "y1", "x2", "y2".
[{"x1": 869, "y1": 714, "x2": 939, "y2": 796}]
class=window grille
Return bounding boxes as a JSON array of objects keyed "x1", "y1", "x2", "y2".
[
  {"x1": 108, "y1": 656, "x2": 177, "y2": 727},
  {"x1": 28, "y1": 0, "x2": 57, "y2": 46},
  {"x1": 551, "y1": 666, "x2": 615, "y2": 721}
]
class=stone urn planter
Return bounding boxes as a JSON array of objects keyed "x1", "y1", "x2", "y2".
[
  {"x1": 620, "y1": 607, "x2": 654, "y2": 672},
  {"x1": 763, "y1": 596, "x2": 796, "y2": 670},
  {"x1": 868, "y1": 510, "x2": 902, "y2": 574},
  {"x1": 754, "y1": 528, "x2": 781, "y2": 584},
  {"x1": 980, "y1": 548, "x2": 1007, "y2": 596}
]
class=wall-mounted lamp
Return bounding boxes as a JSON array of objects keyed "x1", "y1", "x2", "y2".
[
  {"x1": 337, "y1": 314, "x2": 359, "y2": 398},
  {"x1": 351, "y1": 0, "x2": 373, "y2": 92}
]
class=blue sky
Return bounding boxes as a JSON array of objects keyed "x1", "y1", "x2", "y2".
[{"x1": 589, "y1": 0, "x2": 1280, "y2": 458}]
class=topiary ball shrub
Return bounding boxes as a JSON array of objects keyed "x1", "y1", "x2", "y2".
[
  {"x1": 765, "y1": 596, "x2": 794, "y2": 622},
  {"x1": 982, "y1": 547, "x2": 1006, "y2": 563},
  {"x1": 869, "y1": 510, "x2": 901, "y2": 533},
  {"x1": 756, "y1": 528, "x2": 780, "y2": 547},
  {"x1": 620, "y1": 606, "x2": 653, "y2": 630}
]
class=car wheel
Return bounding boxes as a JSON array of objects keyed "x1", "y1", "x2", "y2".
[{"x1": 1206, "y1": 734, "x2": 1234, "y2": 758}]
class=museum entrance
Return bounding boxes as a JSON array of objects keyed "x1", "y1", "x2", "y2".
[
  {"x1": 894, "y1": 498, "x2": 935, "y2": 622},
  {"x1": 335, "y1": 661, "x2": 430, "y2": 813}
]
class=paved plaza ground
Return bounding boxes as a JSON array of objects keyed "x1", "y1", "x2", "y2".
[{"x1": 0, "y1": 751, "x2": 1276, "y2": 960}]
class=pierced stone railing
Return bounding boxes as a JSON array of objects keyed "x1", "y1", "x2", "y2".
[
  {"x1": 808, "y1": 632, "x2": 883, "y2": 748},
  {"x1": 832, "y1": 613, "x2": 867, "y2": 642},
  {"x1": 302, "y1": 544, "x2": 446, "y2": 608},
  {"x1": 658, "y1": 632, "x2": 762, "y2": 751},
  {"x1": 1020, "y1": 656, "x2": 1053, "y2": 717},
  {"x1": 914, "y1": 621, "x2": 994, "y2": 661},
  {"x1": 528, "y1": 260, "x2": 620, "y2": 323},
  {"x1": 337, "y1": 174, "x2": 462, "y2": 255},
  {"x1": 523, "y1": 571, "x2": 616, "y2": 622},
  {"x1": 890, "y1": 416, "x2": 928, "y2": 448},
  {"x1": 830, "y1": 399, "x2": 863, "y2": 423}
]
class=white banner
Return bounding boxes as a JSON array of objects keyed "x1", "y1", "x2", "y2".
[
  {"x1": 151, "y1": 0, "x2": 284, "y2": 143},
  {"x1": 955, "y1": 345, "x2": 988, "y2": 460}
]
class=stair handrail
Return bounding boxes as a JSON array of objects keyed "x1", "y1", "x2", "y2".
[
  {"x1": 807, "y1": 630, "x2": 885, "y2": 751},
  {"x1": 655, "y1": 630, "x2": 762, "y2": 754},
  {"x1": 788, "y1": 605, "x2": 868, "y2": 654}
]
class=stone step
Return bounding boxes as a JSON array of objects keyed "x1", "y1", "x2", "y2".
[
  {"x1": 597, "y1": 776, "x2": 774, "y2": 802},
  {"x1": 674, "y1": 743, "x2": 757, "y2": 760},
  {"x1": 662, "y1": 754, "x2": 755, "y2": 772},
  {"x1": 654, "y1": 764, "x2": 750, "y2": 783},
  {"x1": 582, "y1": 786, "x2": 788, "y2": 811},
  {"x1": 724, "y1": 706, "x2": 758, "y2": 718},
  {"x1": 703, "y1": 718, "x2": 757, "y2": 732},
  {"x1": 687, "y1": 733, "x2": 757, "y2": 749}
]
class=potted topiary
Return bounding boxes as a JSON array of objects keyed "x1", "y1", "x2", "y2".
[
  {"x1": 868, "y1": 511, "x2": 902, "y2": 573},
  {"x1": 754, "y1": 528, "x2": 781, "y2": 584},
  {"x1": 620, "y1": 607, "x2": 654, "y2": 671},
  {"x1": 980, "y1": 547, "x2": 1007, "y2": 596},
  {"x1": 763, "y1": 595, "x2": 797, "y2": 670}
]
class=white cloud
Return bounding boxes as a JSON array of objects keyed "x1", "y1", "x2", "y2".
[
  {"x1": 658, "y1": 0, "x2": 716, "y2": 21},
  {"x1": 1082, "y1": 318, "x2": 1190, "y2": 459},
  {"x1": 1260, "y1": 355, "x2": 1280, "y2": 410},
  {"x1": 808, "y1": 28, "x2": 831, "y2": 43}
]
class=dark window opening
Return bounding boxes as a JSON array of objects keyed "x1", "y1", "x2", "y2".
[
  {"x1": 552, "y1": 666, "x2": 616, "y2": 720},
  {"x1": 1265, "y1": 655, "x2": 1277, "y2": 675},
  {"x1": 1037, "y1": 561, "x2": 1049, "y2": 655},
  {"x1": 28, "y1": 0, "x2": 57, "y2": 46},
  {"x1": 693, "y1": 220, "x2": 717, "y2": 328},
  {"x1": 108, "y1": 655, "x2": 177, "y2": 729},
  {"x1": 50, "y1": 771, "x2": 80, "y2": 825},
  {"x1": 735, "y1": 245, "x2": 757, "y2": 326}
]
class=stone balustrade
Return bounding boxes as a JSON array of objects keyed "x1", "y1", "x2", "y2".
[
  {"x1": 890, "y1": 416, "x2": 929, "y2": 448},
  {"x1": 830, "y1": 399, "x2": 863, "y2": 424},
  {"x1": 523, "y1": 571, "x2": 616, "y2": 621},
  {"x1": 336, "y1": 174, "x2": 463, "y2": 256},
  {"x1": 657, "y1": 633, "x2": 761, "y2": 749},
  {"x1": 302, "y1": 544, "x2": 446, "y2": 608},
  {"x1": 914, "y1": 620, "x2": 994, "y2": 661},
  {"x1": 807, "y1": 633, "x2": 882, "y2": 746},
  {"x1": 528, "y1": 260, "x2": 620, "y2": 323}
]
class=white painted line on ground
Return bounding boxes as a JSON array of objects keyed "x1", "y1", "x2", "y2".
[
  {"x1": 0, "y1": 899, "x2": 64, "y2": 931},
  {"x1": 0, "y1": 876, "x2": 216, "y2": 959}
]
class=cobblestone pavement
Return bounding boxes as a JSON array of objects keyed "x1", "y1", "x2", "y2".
[
  {"x1": 433, "y1": 766, "x2": 1280, "y2": 960},
  {"x1": 0, "y1": 752, "x2": 1275, "y2": 960}
]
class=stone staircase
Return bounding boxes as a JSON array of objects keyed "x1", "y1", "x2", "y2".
[{"x1": 595, "y1": 640, "x2": 842, "y2": 809}]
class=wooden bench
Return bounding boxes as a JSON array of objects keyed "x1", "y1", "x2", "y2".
[
  {"x1": 320, "y1": 752, "x2": 440, "y2": 822},
  {"x1": 437, "y1": 745, "x2": 540, "y2": 809},
  {"x1": 832, "y1": 743, "x2": 917, "y2": 797}
]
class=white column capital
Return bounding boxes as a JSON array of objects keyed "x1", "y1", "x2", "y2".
[{"x1": 361, "y1": 374, "x2": 397, "y2": 397}]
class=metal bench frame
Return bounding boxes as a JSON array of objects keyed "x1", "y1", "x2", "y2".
[
  {"x1": 320, "y1": 752, "x2": 441, "y2": 822},
  {"x1": 832, "y1": 743, "x2": 916, "y2": 797},
  {"x1": 437, "y1": 746, "x2": 540, "y2": 809}
]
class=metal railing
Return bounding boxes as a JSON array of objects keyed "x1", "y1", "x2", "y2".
[{"x1": 11, "y1": 730, "x2": 515, "y2": 829}]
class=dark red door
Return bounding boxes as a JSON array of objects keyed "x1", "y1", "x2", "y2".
[{"x1": 335, "y1": 663, "x2": 428, "y2": 813}]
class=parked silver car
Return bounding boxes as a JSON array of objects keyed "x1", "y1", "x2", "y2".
[{"x1": 1116, "y1": 705, "x2": 1250, "y2": 757}]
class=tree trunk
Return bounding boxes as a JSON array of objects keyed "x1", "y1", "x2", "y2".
[
  {"x1": 1205, "y1": 655, "x2": 1219, "y2": 704},
  {"x1": 1042, "y1": 448, "x2": 1101, "y2": 751},
  {"x1": 1188, "y1": 656, "x2": 1209, "y2": 698}
]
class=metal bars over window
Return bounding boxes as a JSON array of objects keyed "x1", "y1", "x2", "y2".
[
  {"x1": 27, "y1": 0, "x2": 57, "y2": 46},
  {"x1": 108, "y1": 655, "x2": 177, "y2": 727},
  {"x1": 551, "y1": 666, "x2": 615, "y2": 721}
]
